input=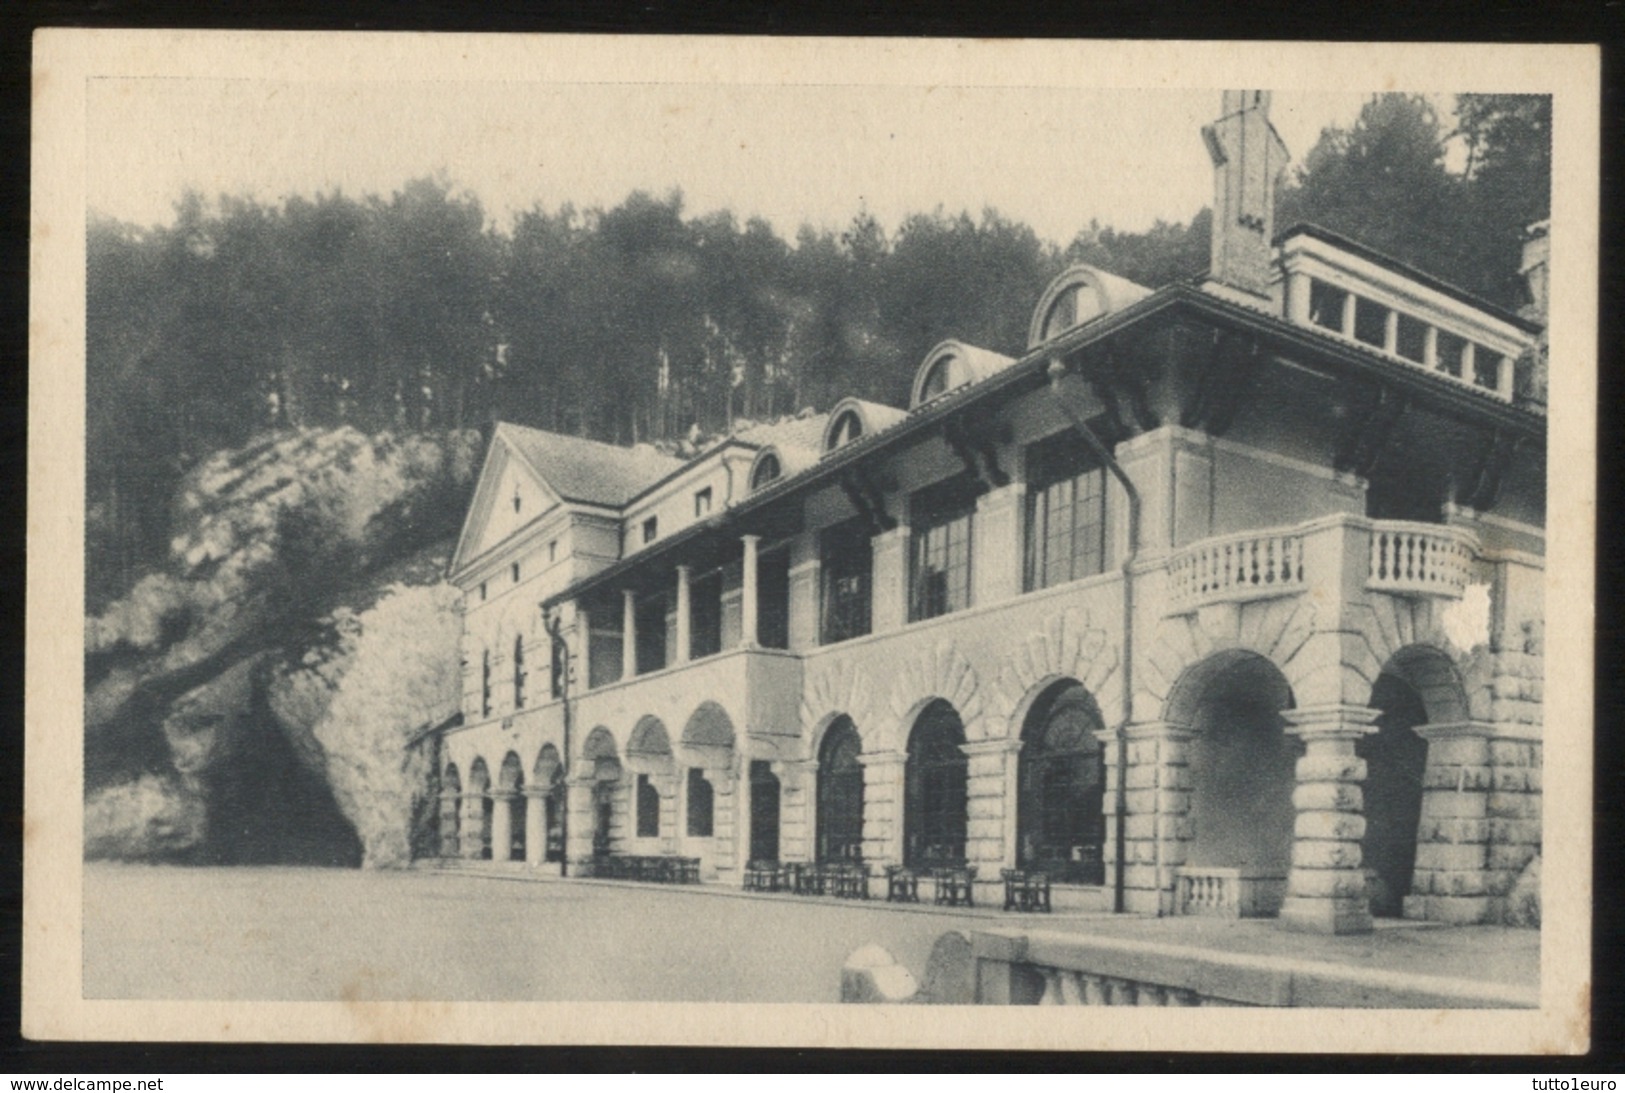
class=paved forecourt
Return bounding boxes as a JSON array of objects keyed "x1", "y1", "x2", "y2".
[{"x1": 81, "y1": 862, "x2": 1537, "y2": 1003}]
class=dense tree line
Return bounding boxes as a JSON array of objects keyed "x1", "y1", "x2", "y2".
[{"x1": 86, "y1": 93, "x2": 1549, "y2": 605}]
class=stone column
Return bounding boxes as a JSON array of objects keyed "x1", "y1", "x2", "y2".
[
  {"x1": 859, "y1": 750, "x2": 907, "y2": 867},
  {"x1": 1404, "y1": 721, "x2": 1493, "y2": 924},
  {"x1": 439, "y1": 793, "x2": 461, "y2": 858},
  {"x1": 524, "y1": 790, "x2": 546, "y2": 866},
  {"x1": 574, "y1": 606, "x2": 590, "y2": 691},
  {"x1": 622, "y1": 589, "x2": 637, "y2": 677},
  {"x1": 787, "y1": 538, "x2": 821, "y2": 651},
  {"x1": 962, "y1": 739, "x2": 1021, "y2": 884},
  {"x1": 1487, "y1": 735, "x2": 1542, "y2": 922},
  {"x1": 1116, "y1": 722, "x2": 1195, "y2": 916},
  {"x1": 1280, "y1": 704, "x2": 1378, "y2": 935},
  {"x1": 870, "y1": 527, "x2": 909, "y2": 633},
  {"x1": 674, "y1": 565, "x2": 692, "y2": 664},
  {"x1": 1285, "y1": 269, "x2": 1312, "y2": 325},
  {"x1": 711, "y1": 767, "x2": 738, "y2": 883},
  {"x1": 491, "y1": 793, "x2": 514, "y2": 864},
  {"x1": 460, "y1": 793, "x2": 486, "y2": 860},
  {"x1": 739, "y1": 534, "x2": 761, "y2": 648},
  {"x1": 564, "y1": 775, "x2": 597, "y2": 871},
  {"x1": 735, "y1": 755, "x2": 754, "y2": 873},
  {"x1": 777, "y1": 759, "x2": 817, "y2": 862},
  {"x1": 657, "y1": 771, "x2": 680, "y2": 855},
  {"x1": 972, "y1": 485, "x2": 1025, "y2": 606}
]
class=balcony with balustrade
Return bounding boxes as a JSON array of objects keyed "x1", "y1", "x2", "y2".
[{"x1": 1165, "y1": 514, "x2": 1483, "y2": 618}]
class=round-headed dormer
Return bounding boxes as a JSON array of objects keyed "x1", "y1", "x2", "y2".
[
  {"x1": 820, "y1": 396, "x2": 908, "y2": 455},
  {"x1": 1027, "y1": 264, "x2": 1154, "y2": 349},
  {"x1": 909, "y1": 340, "x2": 1018, "y2": 410},
  {"x1": 748, "y1": 448, "x2": 783, "y2": 493}
]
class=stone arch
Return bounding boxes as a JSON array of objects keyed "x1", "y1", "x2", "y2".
[
  {"x1": 439, "y1": 761, "x2": 463, "y2": 857},
  {"x1": 1358, "y1": 643, "x2": 1464, "y2": 919},
  {"x1": 881, "y1": 641, "x2": 986, "y2": 749},
  {"x1": 1336, "y1": 597, "x2": 1494, "y2": 720},
  {"x1": 581, "y1": 726, "x2": 622, "y2": 782},
  {"x1": 903, "y1": 699, "x2": 970, "y2": 866},
  {"x1": 681, "y1": 701, "x2": 737, "y2": 771},
  {"x1": 498, "y1": 750, "x2": 525, "y2": 793},
  {"x1": 465, "y1": 756, "x2": 494, "y2": 861},
  {"x1": 627, "y1": 715, "x2": 676, "y2": 775},
  {"x1": 995, "y1": 608, "x2": 1121, "y2": 740},
  {"x1": 533, "y1": 743, "x2": 563, "y2": 785},
  {"x1": 1139, "y1": 597, "x2": 1319, "y2": 721},
  {"x1": 801, "y1": 658, "x2": 873, "y2": 754},
  {"x1": 1167, "y1": 650, "x2": 1298, "y2": 905},
  {"x1": 807, "y1": 708, "x2": 862, "y2": 762},
  {"x1": 815, "y1": 714, "x2": 866, "y2": 863},
  {"x1": 1015, "y1": 677, "x2": 1108, "y2": 884}
]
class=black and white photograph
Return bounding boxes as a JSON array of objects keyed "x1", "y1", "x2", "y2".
[{"x1": 26, "y1": 33, "x2": 1597, "y2": 1051}]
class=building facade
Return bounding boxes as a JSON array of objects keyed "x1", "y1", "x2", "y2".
[{"x1": 432, "y1": 91, "x2": 1546, "y2": 934}]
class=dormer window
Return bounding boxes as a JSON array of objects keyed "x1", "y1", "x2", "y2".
[
  {"x1": 917, "y1": 355, "x2": 968, "y2": 404},
  {"x1": 642, "y1": 516, "x2": 658, "y2": 544},
  {"x1": 750, "y1": 453, "x2": 781, "y2": 491},
  {"x1": 827, "y1": 410, "x2": 863, "y2": 451},
  {"x1": 512, "y1": 487, "x2": 522, "y2": 513},
  {"x1": 512, "y1": 562, "x2": 521, "y2": 583},
  {"x1": 1027, "y1": 266, "x2": 1151, "y2": 349},
  {"x1": 694, "y1": 487, "x2": 713, "y2": 517}
]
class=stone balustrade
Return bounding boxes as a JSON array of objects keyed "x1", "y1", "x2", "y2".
[
  {"x1": 1166, "y1": 526, "x2": 1307, "y2": 610},
  {"x1": 1367, "y1": 521, "x2": 1478, "y2": 598},
  {"x1": 1173, "y1": 867, "x2": 1286, "y2": 919}
]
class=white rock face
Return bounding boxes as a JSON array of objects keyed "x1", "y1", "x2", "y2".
[
  {"x1": 84, "y1": 775, "x2": 206, "y2": 860},
  {"x1": 268, "y1": 581, "x2": 463, "y2": 868}
]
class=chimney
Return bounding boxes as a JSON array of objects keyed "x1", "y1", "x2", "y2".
[
  {"x1": 1201, "y1": 90, "x2": 1291, "y2": 300},
  {"x1": 1519, "y1": 219, "x2": 1549, "y2": 326}
]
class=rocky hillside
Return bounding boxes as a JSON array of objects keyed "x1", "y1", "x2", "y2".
[{"x1": 84, "y1": 426, "x2": 481, "y2": 867}]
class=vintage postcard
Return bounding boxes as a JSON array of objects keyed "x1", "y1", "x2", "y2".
[{"x1": 26, "y1": 32, "x2": 1597, "y2": 1051}]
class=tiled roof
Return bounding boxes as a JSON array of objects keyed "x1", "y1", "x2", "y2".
[
  {"x1": 499, "y1": 423, "x2": 684, "y2": 507},
  {"x1": 735, "y1": 412, "x2": 831, "y2": 452}
]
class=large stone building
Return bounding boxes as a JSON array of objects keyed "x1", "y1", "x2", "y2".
[{"x1": 431, "y1": 91, "x2": 1546, "y2": 934}]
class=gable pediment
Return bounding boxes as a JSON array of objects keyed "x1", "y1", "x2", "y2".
[{"x1": 449, "y1": 430, "x2": 564, "y2": 577}]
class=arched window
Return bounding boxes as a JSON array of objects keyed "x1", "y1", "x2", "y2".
[
  {"x1": 439, "y1": 763, "x2": 462, "y2": 858},
  {"x1": 917, "y1": 355, "x2": 967, "y2": 404},
  {"x1": 1038, "y1": 283, "x2": 1108, "y2": 342},
  {"x1": 827, "y1": 410, "x2": 864, "y2": 451},
  {"x1": 816, "y1": 717, "x2": 865, "y2": 862},
  {"x1": 904, "y1": 701, "x2": 968, "y2": 866},
  {"x1": 1017, "y1": 682, "x2": 1105, "y2": 884},
  {"x1": 686, "y1": 768, "x2": 714, "y2": 837},
  {"x1": 513, "y1": 634, "x2": 527, "y2": 708},
  {"x1": 635, "y1": 773, "x2": 660, "y2": 838},
  {"x1": 751, "y1": 452, "x2": 781, "y2": 491}
]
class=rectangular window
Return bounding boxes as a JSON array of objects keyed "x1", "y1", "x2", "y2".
[
  {"x1": 690, "y1": 569, "x2": 724, "y2": 659},
  {"x1": 694, "y1": 487, "x2": 713, "y2": 518},
  {"x1": 636, "y1": 774, "x2": 660, "y2": 838},
  {"x1": 686, "y1": 768, "x2": 714, "y2": 837},
  {"x1": 642, "y1": 516, "x2": 658, "y2": 544},
  {"x1": 481, "y1": 650, "x2": 492, "y2": 718},
  {"x1": 1396, "y1": 314, "x2": 1428, "y2": 363},
  {"x1": 587, "y1": 626, "x2": 623, "y2": 689},
  {"x1": 909, "y1": 477, "x2": 979, "y2": 623},
  {"x1": 821, "y1": 519, "x2": 873, "y2": 645},
  {"x1": 1472, "y1": 346, "x2": 1501, "y2": 391},
  {"x1": 1435, "y1": 330, "x2": 1467, "y2": 377},
  {"x1": 478, "y1": 582, "x2": 487, "y2": 602},
  {"x1": 635, "y1": 592, "x2": 668, "y2": 675},
  {"x1": 1025, "y1": 433, "x2": 1109, "y2": 592},
  {"x1": 1353, "y1": 296, "x2": 1388, "y2": 347},
  {"x1": 1308, "y1": 279, "x2": 1348, "y2": 332},
  {"x1": 757, "y1": 547, "x2": 791, "y2": 650},
  {"x1": 513, "y1": 637, "x2": 526, "y2": 708},
  {"x1": 511, "y1": 562, "x2": 521, "y2": 583},
  {"x1": 548, "y1": 539, "x2": 557, "y2": 563}
]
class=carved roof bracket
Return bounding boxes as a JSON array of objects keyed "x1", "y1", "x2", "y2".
[
  {"x1": 1183, "y1": 330, "x2": 1263, "y2": 436},
  {"x1": 839, "y1": 467, "x2": 895, "y2": 536},
  {"x1": 1334, "y1": 382, "x2": 1408, "y2": 478},
  {"x1": 942, "y1": 413, "x2": 1011, "y2": 490},
  {"x1": 1464, "y1": 428, "x2": 1519, "y2": 512}
]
